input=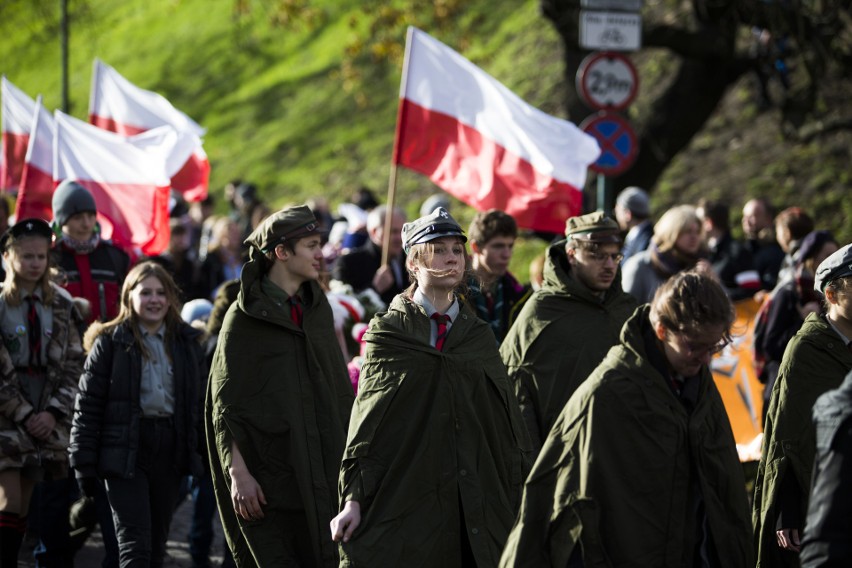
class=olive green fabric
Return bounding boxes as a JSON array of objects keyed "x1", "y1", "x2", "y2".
[
  {"x1": 500, "y1": 306, "x2": 753, "y2": 568},
  {"x1": 500, "y1": 240, "x2": 637, "y2": 453},
  {"x1": 206, "y1": 257, "x2": 354, "y2": 568},
  {"x1": 339, "y1": 294, "x2": 532, "y2": 567},
  {"x1": 752, "y1": 313, "x2": 852, "y2": 568}
]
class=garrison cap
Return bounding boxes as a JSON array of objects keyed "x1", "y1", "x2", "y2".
[
  {"x1": 0, "y1": 218, "x2": 54, "y2": 252},
  {"x1": 245, "y1": 205, "x2": 320, "y2": 253},
  {"x1": 564, "y1": 211, "x2": 622, "y2": 244},
  {"x1": 402, "y1": 207, "x2": 466, "y2": 254},
  {"x1": 814, "y1": 243, "x2": 852, "y2": 293}
]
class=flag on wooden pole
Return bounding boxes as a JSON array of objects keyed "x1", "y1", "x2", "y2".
[
  {"x1": 394, "y1": 28, "x2": 601, "y2": 233},
  {"x1": 15, "y1": 98, "x2": 55, "y2": 220},
  {"x1": 89, "y1": 59, "x2": 209, "y2": 201},
  {"x1": 54, "y1": 111, "x2": 172, "y2": 255}
]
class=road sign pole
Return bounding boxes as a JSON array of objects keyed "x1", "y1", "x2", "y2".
[{"x1": 597, "y1": 174, "x2": 615, "y2": 216}]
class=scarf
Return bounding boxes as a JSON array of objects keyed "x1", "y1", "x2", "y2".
[{"x1": 61, "y1": 232, "x2": 100, "y2": 255}]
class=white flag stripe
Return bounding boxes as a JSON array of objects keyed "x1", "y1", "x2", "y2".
[
  {"x1": 24, "y1": 97, "x2": 55, "y2": 172},
  {"x1": 128, "y1": 127, "x2": 199, "y2": 177},
  {"x1": 90, "y1": 60, "x2": 206, "y2": 137},
  {"x1": 403, "y1": 28, "x2": 600, "y2": 184},
  {"x1": 1, "y1": 76, "x2": 37, "y2": 135},
  {"x1": 54, "y1": 111, "x2": 170, "y2": 185}
]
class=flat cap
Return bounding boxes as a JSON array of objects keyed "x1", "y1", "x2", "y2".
[
  {"x1": 815, "y1": 243, "x2": 852, "y2": 293},
  {"x1": 0, "y1": 218, "x2": 54, "y2": 251},
  {"x1": 245, "y1": 205, "x2": 320, "y2": 253},
  {"x1": 402, "y1": 207, "x2": 466, "y2": 254},
  {"x1": 564, "y1": 211, "x2": 622, "y2": 243},
  {"x1": 616, "y1": 186, "x2": 650, "y2": 217}
]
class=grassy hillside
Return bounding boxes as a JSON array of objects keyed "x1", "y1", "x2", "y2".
[{"x1": 2, "y1": 0, "x2": 849, "y2": 281}]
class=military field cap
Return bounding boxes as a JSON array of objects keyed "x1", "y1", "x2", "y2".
[
  {"x1": 814, "y1": 243, "x2": 852, "y2": 293},
  {"x1": 402, "y1": 207, "x2": 467, "y2": 254},
  {"x1": 245, "y1": 205, "x2": 320, "y2": 253},
  {"x1": 0, "y1": 218, "x2": 54, "y2": 252},
  {"x1": 564, "y1": 211, "x2": 622, "y2": 243}
]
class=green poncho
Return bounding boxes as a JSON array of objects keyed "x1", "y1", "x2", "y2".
[
  {"x1": 500, "y1": 240, "x2": 637, "y2": 452},
  {"x1": 501, "y1": 306, "x2": 753, "y2": 567},
  {"x1": 206, "y1": 258, "x2": 354, "y2": 567},
  {"x1": 752, "y1": 313, "x2": 852, "y2": 567},
  {"x1": 339, "y1": 294, "x2": 531, "y2": 567}
]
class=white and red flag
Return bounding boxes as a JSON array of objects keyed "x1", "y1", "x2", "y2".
[
  {"x1": 89, "y1": 59, "x2": 209, "y2": 201},
  {"x1": 1, "y1": 77, "x2": 38, "y2": 193},
  {"x1": 54, "y1": 111, "x2": 172, "y2": 255},
  {"x1": 15, "y1": 97, "x2": 55, "y2": 221},
  {"x1": 394, "y1": 28, "x2": 601, "y2": 233}
]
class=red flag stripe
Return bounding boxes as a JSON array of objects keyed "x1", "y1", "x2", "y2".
[{"x1": 398, "y1": 100, "x2": 583, "y2": 234}]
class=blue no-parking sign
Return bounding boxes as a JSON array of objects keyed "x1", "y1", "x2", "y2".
[{"x1": 580, "y1": 111, "x2": 639, "y2": 176}]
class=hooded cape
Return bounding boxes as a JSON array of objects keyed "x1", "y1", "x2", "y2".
[
  {"x1": 206, "y1": 254, "x2": 354, "y2": 567},
  {"x1": 500, "y1": 306, "x2": 753, "y2": 567},
  {"x1": 339, "y1": 294, "x2": 531, "y2": 567},
  {"x1": 500, "y1": 240, "x2": 637, "y2": 452},
  {"x1": 752, "y1": 313, "x2": 852, "y2": 567}
]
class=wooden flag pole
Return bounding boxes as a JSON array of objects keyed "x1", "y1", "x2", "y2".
[{"x1": 381, "y1": 26, "x2": 415, "y2": 267}]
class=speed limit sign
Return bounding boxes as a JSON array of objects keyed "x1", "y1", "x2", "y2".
[{"x1": 576, "y1": 52, "x2": 639, "y2": 111}]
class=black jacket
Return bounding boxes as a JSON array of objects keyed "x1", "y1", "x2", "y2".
[
  {"x1": 69, "y1": 321, "x2": 204, "y2": 480},
  {"x1": 332, "y1": 241, "x2": 407, "y2": 305}
]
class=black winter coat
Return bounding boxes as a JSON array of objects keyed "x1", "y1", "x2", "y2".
[{"x1": 69, "y1": 321, "x2": 204, "y2": 480}]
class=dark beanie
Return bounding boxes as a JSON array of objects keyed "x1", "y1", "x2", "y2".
[{"x1": 52, "y1": 180, "x2": 97, "y2": 227}]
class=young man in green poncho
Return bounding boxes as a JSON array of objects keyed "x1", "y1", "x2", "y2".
[{"x1": 206, "y1": 205, "x2": 354, "y2": 567}]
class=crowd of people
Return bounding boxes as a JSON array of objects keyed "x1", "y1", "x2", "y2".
[{"x1": 0, "y1": 180, "x2": 849, "y2": 568}]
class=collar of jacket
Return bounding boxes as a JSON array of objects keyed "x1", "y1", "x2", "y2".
[
  {"x1": 237, "y1": 253, "x2": 318, "y2": 329},
  {"x1": 109, "y1": 320, "x2": 201, "y2": 348},
  {"x1": 540, "y1": 239, "x2": 626, "y2": 304}
]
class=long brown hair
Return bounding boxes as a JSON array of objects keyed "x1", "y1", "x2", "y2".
[
  {"x1": 649, "y1": 270, "x2": 735, "y2": 342},
  {"x1": 83, "y1": 261, "x2": 183, "y2": 356},
  {"x1": 2, "y1": 234, "x2": 55, "y2": 306}
]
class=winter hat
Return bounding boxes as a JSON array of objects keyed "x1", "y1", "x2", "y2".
[
  {"x1": 794, "y1": 230, "x2": 834, "y2": 267},
  {"x1": 52, "y1": 180, "x2": 97, "y2": 228}
]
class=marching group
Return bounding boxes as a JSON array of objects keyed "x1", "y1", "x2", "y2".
[{"x1": 0, "y1": 180, "x2": 850, "y2": 568}]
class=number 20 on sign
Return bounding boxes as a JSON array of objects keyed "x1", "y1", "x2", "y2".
[{"x1": 576, "y1": 52, "x2": 639, "y2": 111}]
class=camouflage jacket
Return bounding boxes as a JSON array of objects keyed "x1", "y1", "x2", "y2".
[{"x1": 0, "y1": 284, "x2": 84, "y2": 473}]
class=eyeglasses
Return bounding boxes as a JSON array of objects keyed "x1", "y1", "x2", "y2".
[
  {"x1": 676, "y1": 334, "x2": 731, "y2": 357},
  {"x1": 582, "y1": 251, "x2": 624, "y2": 264}
]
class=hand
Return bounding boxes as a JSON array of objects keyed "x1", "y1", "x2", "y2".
[
  {"x1": 229, "y1": 466, "x2": 266, "y2": 521},
  {"x1": 330, "y1": 500, "x2": 361, "y2": 543},
  {"x1": 25, "y1": 411, "x2": 57, "y2": 440},
  {"x1": 776, "y1": 528, "x2": 801, "y2": 552},
  {"x1": 693, "y1": 259, "x2": 716, "y2": 279},
  {"x1": 797, "y1": 301, "x2": 820, "y2": 319},
  {"x1": 371, "y1": 265, "x2": 395, "y2": 293}
]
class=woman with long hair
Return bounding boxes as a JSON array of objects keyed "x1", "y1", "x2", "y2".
[
  {"x1": 501, "y1": 270, "x2": 753, "y2": 567},
  {"x1": 0, "y1": 219, "x2": 83, "y2": 566},
  {"x1": 621, "y1": 204, "x2": 711, "y2": 303},
  {"x1": 330, "y1": 207, "x2": 531, "y2": 566},
  {"x1": 69, "y1": 261, "x2": 204, "y2": 567}
]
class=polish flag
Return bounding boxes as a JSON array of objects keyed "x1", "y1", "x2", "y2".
[
  {"x1": 394, "y1": 28, "x2": 601, "y2": 234},
  {"x1": 54, "y1": 111, "x2": 172, "y2": 255},
  {"x1": 15, "y1": 97, "x2": 55, "y2": 221},
  {"x1": 89, "y1": 59, "x2": 209, "y2": 201},
  {"x1": 1, "y1": 77, "x2": 38, "y2": 193}
]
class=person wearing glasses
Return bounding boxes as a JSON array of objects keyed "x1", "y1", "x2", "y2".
[
  {"x1": 501, "y1": 270, "x2": 753, "y2": 567},
  {"x1": 501, "y1": 212, "x2": 638, "y2": 456}
]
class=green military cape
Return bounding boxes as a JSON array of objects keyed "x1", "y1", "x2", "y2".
[
  {"x1": 339, "y1": 294, "x2": 532, "y2": 567},
  {"x1": 752, "y1": 313, "x2": 852, "y2": 567},
  {"x1": 500, "y1": 239, "x2": 637, "y2": 453},
  {"x1": 500, "y1": 306, "x2": 753, "y2": 568},
  {"x1": 206, "y1": 258, "x2": 354, "y2": 568}
]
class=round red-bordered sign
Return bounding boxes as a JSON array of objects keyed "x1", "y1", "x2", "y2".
[
  {"x1": 580, "y1": 111, "x2": 639, "y2": 176},
  {"x1": 576, "y1": 52, "x2": 639, "y2": 111}
]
